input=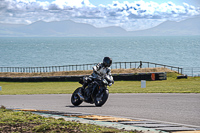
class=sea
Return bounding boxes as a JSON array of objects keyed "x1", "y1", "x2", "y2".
[{"x1": 0, "y1": 36, "x2": 200, "y2": 69}]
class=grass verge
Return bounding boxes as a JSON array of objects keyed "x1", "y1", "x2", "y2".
[
  {"x1": 0, "y1": 106, "x2": 137, "y2": 133},
  {"x1": 0, "y1": 72, "x2": 200, "y2": 95}
]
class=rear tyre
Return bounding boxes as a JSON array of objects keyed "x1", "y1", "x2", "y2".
[
  {"x1": 95, "y1": 89, "x2": 109, "y2": 107},
  {"x1": 71, "y1": 87, "x2": 83, "y2": 106}
]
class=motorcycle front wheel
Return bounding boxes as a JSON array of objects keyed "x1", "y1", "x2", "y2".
[
  {"x1": 71, "y1": 87, "x2": 83, "y2": 106},
  {"x1": 95, "y1": 89, "x2": 109, "y2": 107}
]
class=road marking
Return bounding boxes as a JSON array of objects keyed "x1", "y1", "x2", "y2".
[
  {"x1": 77, "y1": 115, "x2": 140, "y2": 122},
  {"x1": 13, "y1": 109, "x2": 49, "y2": 112}
]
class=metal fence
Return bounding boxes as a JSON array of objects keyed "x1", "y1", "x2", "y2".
[
  {"x1": 0, "y1": 61, "x2": 183, "y2": 74},
  {"x1": 112, "y1": 61, "x2": 183, "y2": 74},
  {"x1": 0, "y1": 64, "x2": 96, "y2": 73},
  {"x1": 183, "y1": 67, "x2": 200, "y2": 77}
]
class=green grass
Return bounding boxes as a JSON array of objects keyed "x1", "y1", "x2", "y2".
[
  {"x1": 0, "y1": 82, "x2": 79, "y2": 95},
  {"x1": 0, "y1": 107, "x2": 134, "y2": 133},
  {"x1": 110, "y1": 77, "x2": 200, "y2": 93},
  {"x1": 110, "y1": 73, "x2": 200, "y2": 93},
  {"x1": 0, "y1": 73, "x2": 200, "y2": 95}
]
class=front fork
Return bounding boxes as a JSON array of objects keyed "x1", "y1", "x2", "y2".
[{"x1": 96, "y1": 85, "x2": 106, "y2": 98}]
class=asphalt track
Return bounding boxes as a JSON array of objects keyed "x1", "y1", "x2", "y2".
[{"x1": 0, "y1": 93, "x2": 200, "y2": 127}]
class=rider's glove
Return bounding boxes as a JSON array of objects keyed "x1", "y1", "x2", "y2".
[
  {"x1": 96, "y1": 71, "x2": 101, "y2": 76},
  {"x1": 108, "y1": 83, "x2": 112, "y2": 86}
]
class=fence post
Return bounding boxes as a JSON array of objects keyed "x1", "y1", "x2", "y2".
[{"x1": 192, "y1": 68, "x2": 193, "y2": 77}]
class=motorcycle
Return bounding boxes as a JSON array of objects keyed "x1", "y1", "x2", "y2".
[{"x1": 71, "y1": 75, "x2": 114, "y2": 107}]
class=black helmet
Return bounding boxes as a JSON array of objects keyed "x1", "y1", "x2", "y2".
[{"x1": 103, "y1": 57, "x2": 112, "y2": 67}]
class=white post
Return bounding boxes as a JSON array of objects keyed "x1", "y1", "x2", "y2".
[{"x1": 141, "y1": 80, "x2": 146, "y2": 88}]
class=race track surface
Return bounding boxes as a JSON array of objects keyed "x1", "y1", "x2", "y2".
[{"x1": 0, "y1": 93, "x2": 200, "y2": 127}]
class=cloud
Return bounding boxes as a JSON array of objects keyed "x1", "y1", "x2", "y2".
[{"x1": 0, "y1": 0, "x2": 200, "y2": 31}]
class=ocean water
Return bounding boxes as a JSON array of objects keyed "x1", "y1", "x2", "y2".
[{"x1": 0, "y1": 36, "x2": 200, "y2": 68}]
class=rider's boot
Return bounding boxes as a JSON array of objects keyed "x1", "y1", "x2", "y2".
[
  {"x1": 77, "y1": 87, "x2": 84, "y2": 101},
  {"x1": 77, "y1": 82, "x2": 88, "y2": 101}
]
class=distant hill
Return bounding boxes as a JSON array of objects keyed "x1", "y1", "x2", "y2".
[
  {"x1": 0, "y1": 20, "x2": 128, "y2": 37},
  {"x1": 133, "y1": 17, "x2": 200, "y2": 36},
  {"x1": 0, "y1": 17, "x2": 199, "y2": 37}
]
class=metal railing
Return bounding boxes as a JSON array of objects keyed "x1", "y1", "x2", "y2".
[
  {"x1": 183, "y1": 67, "x2": 200, "y2": 77},
  {"x1": 0, "y1": 64, "x2": 96, "y2": 73},
  {"x1": 0, "y1": 61, "x2": 183, "y2": 74},
  {"x1": 112, "y1": 61, "x2": 183, "y2": 74}
]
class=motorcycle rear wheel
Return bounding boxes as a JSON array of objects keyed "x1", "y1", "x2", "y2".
[
  {"x1": 95, "y1": 89, "x2": 109, "y2": 107},
  {"x1": 71, "y1": 87, "x2": 83, "y2": 106}
]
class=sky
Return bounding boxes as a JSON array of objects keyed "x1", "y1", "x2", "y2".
[{"x1": 0, "y1": 0, "x2": 200, "y2": 31}]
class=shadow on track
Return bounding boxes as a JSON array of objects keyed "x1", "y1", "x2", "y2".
[{"x1": 66, "y1": 105, "x2": 99, "y2": 108}]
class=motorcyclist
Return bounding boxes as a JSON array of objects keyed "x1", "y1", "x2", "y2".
[{"x1": 78, "y1": 57, "x2": 114, "y2": 100}]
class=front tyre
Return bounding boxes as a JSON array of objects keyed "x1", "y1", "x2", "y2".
[
  {"x1": 71, "y1": 87, "x2": 83, "y2": 106},
  {"x1": 95, "y1": 89, "x2": 109, "y2": 107}
]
